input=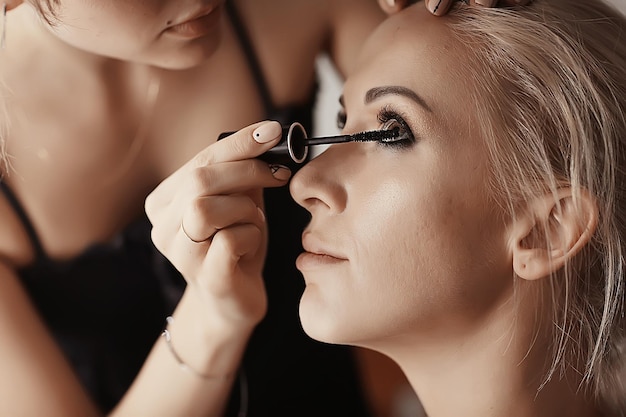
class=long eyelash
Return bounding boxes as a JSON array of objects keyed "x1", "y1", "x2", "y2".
[{"x1": 376, "y1": 106, "x2": 416, "y2": 149}]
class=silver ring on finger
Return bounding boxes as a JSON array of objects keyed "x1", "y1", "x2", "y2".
[{"x1": 181, "y1": 220, "x2": 217, "y2": 244}]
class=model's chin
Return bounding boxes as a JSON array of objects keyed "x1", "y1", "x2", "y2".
[
  {"x1": 299, "y1": 309, "x2": 336, "y2": 344},
  {"x1": 298, "y1": 288, "x2": 350, "y2": 345}
]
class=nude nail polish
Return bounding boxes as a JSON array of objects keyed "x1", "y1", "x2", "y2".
[
  {"x1": 252, "y1": 121, "x2": 282, "y2": 144},
  {"x1": 427, "y1": 0, "x2": 451, "y2": 15},
  {"x1": 269, "y1": 164, "x2": 291, "y2": 181}
]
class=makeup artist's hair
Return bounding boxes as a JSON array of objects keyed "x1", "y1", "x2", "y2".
[
  {"x1": 446, "y1": 0, "x2": 626, "y2": 414},
  {"x1": 1, "y1": 0, "x2": 59, "y2": 173}
]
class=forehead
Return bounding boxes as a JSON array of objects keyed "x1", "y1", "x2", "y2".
[{"x1": 348, "y1": 6, "x2": 471, "y2": 117}]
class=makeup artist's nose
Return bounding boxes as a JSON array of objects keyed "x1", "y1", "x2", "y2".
[{"x1": 289, "y1": 146, "x2": 348, "y2": 215}]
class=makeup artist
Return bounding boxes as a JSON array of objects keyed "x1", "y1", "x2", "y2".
[
  {"x1": 0, "y1": 0, "x2": 525, "y2": 416},
  {"x1": 0, "y1": 1, "x2": 383, "y2": 415}
]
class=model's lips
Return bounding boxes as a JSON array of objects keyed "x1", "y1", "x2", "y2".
[
  {"x1": 165, "y1": 4, "x2": 223, "y2": 38},
  {"x1": 297, "y1": 232, "x2": 348, "y2": 270}
]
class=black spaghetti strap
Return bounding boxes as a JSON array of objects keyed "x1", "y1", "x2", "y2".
[
  {"x1": 0, "y1": 181, "x2": 47, "y2": 260},
  {"x1": 225, "y1": 0, "x2": 276, "y2": 116}
]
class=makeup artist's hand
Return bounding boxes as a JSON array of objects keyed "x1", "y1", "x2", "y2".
[
  {"x1": 145, "y1": 120, "x2": 291, "y2": 330},
  {"x1": 378, "y1": 0, "x2": 531, "y2": 16},
  {"x1": 426, "y1": 0, "x2": 531, "y2": 16}
]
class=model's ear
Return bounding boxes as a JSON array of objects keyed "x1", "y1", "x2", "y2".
[
  {"x1": 510, "y1": 188, "x2": 598, "y2": 281},
  {"x1": 377, "y1": 0, "x2": 416, "y2": 15}
]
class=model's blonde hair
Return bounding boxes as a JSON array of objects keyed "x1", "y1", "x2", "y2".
[
  {"x1": 447, "y1": 0, "x2": 626, "y2": 413},
  {"x1": 31, "y1": 0, "x2": 60, "y2": 24}
]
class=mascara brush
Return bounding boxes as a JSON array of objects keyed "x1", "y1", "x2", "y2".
[{"x1": 304, "y1": 128, "x2": 402, "y2": 146}]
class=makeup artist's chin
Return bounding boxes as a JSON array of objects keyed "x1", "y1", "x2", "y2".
[
  {"x1": 163, "y1": 40, "x2": 223, "y2": 69},
  {"x1": 157, "y1": 6, "x2": 224, "y2": 69},
  {"x1": 165, "y1": 4, "x2": 223, "y2": 40}
]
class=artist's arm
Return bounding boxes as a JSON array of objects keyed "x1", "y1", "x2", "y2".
[
  {"x1": 0, "y1": 235, "x2": 260, "y2": 417},
  {"x1": 126, "y1": 121, "x2": 288, "y2": 416},
  {"x1": 0, "y1": 261, "x2": 101, "y2": 417},
  {"x1": 0, "y1": 122, "x2": 286, "y2": 417}
]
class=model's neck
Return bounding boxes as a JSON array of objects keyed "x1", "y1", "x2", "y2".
[
  {"x1": 377, "y1": 303, "x2": 600, "y2": 417},
  {"x1": 404, "y1": 345, "x2": 598, "y2": 417}
]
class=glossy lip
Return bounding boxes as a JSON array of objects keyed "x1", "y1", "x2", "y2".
[{"x1": 165, "y1": 3, "x2": 223, "y2": 38}]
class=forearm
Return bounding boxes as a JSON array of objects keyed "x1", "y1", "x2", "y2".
[{"x1": 134, "y1": 121, "x2": 284, "y2": 416}]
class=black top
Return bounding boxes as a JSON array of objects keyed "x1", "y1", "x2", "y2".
[{"x1": 0, "y1": 2, "x2": 372, "y2": 416}]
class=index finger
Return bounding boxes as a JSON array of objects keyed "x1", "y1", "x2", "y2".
[{"x1": 194, "y1": 120, "x2": 284, "y2": 167}]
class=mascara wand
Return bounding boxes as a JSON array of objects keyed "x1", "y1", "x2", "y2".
[
  {"x1": 218, "y1": 122, "x2": 403, "y2": 166},
  {"x1": 304, "y1": 128, "x2": 401, "y2": 146}
]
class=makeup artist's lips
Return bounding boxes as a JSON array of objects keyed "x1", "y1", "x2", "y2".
[
  {"x1": 296, "y1": 233, "x2": 348, "y2": 270},
  {"x1": 165, "y1": 4, "x2": 223, "y2": 39}
]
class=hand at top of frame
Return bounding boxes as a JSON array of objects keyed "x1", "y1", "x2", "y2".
[
  {"x1": 428, "y1": 0, "x2": 531, "y2": 16},
  {"x1": 378, "y1": 0, "x2": 531, "y2": 17}
]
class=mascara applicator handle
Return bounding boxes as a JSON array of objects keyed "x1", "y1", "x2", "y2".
[{"x1": 217, "y1": 122, "x2": 309, "y2": 166}]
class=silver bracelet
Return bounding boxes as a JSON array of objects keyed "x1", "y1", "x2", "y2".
[{"x1": 161, "y1": 316, "x2": 235, "y2": 380}]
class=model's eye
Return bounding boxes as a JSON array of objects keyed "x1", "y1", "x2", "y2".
[
  {"x1": 336, "y1": 109, "x2": 347, "y2": 130},
  {"x1": 377, "y1": 109, "x2": 415, "y2": 149}
]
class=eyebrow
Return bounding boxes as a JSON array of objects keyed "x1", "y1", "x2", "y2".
[
  {"x1": 338, "y1": 85, "x2": 434, "y2": 116},
  {"x1": 365, "y1": 86, "x2": 433, "y2": 113}
]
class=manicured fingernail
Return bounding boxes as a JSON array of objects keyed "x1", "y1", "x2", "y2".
[
  {"x1": 475, "y1": 0, "x2": 496, "y2": 6},
  {"x1": 253, "y1": 121, "x2": 282, "y2": 144},
  {"x1": 269, "y1": 164, "x2": 291, "y2": 181},
  {"x1": 427, "y1": 0, "x2": 450, "y2": 15},
  {"x1": 257, "y1": 207, "x2": 266, "y2": 223},
  {"x1": 385, "y1": 0, "x2": 395, "y2": 7}
]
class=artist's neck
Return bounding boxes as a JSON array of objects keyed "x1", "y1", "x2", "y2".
[{"x1": 9, "y1": 4, "x2": 153, "y2": 81}]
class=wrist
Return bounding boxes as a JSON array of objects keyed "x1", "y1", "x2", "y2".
[
  {"x1": 161, "y1": 316, "x2": 240, "y2": 380},
  {"x1": 164, "y1": 291, "x2": 255, "y2": 378}
]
